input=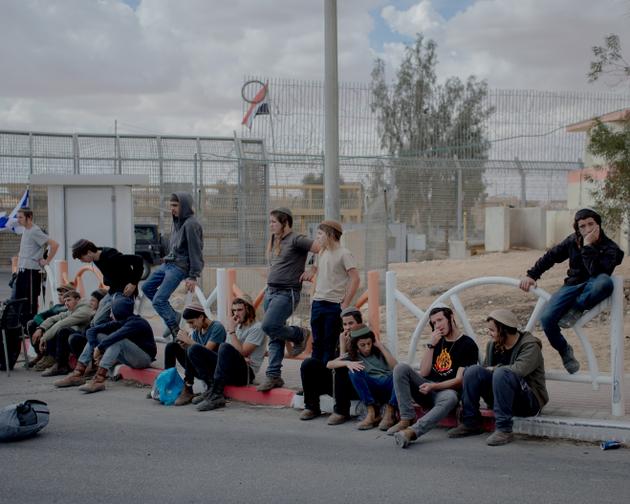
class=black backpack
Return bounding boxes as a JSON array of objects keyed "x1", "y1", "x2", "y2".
[
  {"x1": 0, "y1": 400, "x2": 50, "y2": 442},
  {"x1": 0, "y1": 300, "x2": 24, "y2": 371}
]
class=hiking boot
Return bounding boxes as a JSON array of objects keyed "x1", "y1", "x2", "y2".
[
  {"x1": 394, "y1": 428, "x2": 417, "y2": 449},
  {"x1": 448, "y1": 423, "x2": 485, "y2": 438},
  {"x1": 256, "y1": 376, "x2": 285, "y2": 392},
  {"x1": 560, "y1": 344, "x2": 580, "y2": 374},
  {"x1": 357, "y1": 405, "x2": 381, "y2": 431},
  {"x1": 79, "y1": 367, "x2": 108, "y2": 394},
  {"x1": 327, "y1": 413, "x2": 349, "y2": 426},
  {"x1": 558, "y1": 308, "x2": 584, "y2": 329},
  {"x1": 299, "y1": 409, "x2": 321, "y2": 421},
  {"x1": 386, "y1": 419, "x2": 413, "y2": 436},
  {"x1": 196, "y1": 393, "x2": 226, "y2": 412},
  {"x1": 41, "y1": 363, "x2": 70, "y2": 377},
  {"x1": 192, "y1": 390, "x2": 211, "y2": 405},
  {"x1": 288, "y1": 328, "x2": 311, "y2": 357},
  {"x1": 34, "y1": 355, "x2": 56, "y2": 372},
  {"x1": 174, "y1": 386, "x2": 195, "y2": 406},
  {"x1": 54, "y1": 362, "x2": 87, "y2": 388},
  {"x1": 27, "y1": 354, "x2": 42, "y2": 369},
  {"x1": 378, "y1": 404, "x2": 398, "y2": 431},
  {"x1": 486, "y1": 430, "x2": 514, "y2": 446},
  {"x1": 84, "y1": 361, "x2": 97, "y2": 378}
]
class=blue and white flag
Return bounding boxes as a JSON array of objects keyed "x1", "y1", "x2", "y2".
[{"x1": 0, "y1": 188, "x2": 30, "y2": 234}]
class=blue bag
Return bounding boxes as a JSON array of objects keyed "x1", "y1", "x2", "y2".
[
  {"x1": 0, "y1": 400, "x2": 50, "y2": 442},
  {"x1": 154, "y1": 368, "x2": 184, "y2": 406}
]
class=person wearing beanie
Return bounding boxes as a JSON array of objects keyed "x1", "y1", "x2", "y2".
[
  {"x1": 54, "y1": 296, "x2": 157, "y2": 392},
  {"x1": 141, "y1": 192, "x2": 204, "y2": 339},
  {"x1": 448, "y1": 309, "x2": 548, "y2": 446},
  {"x1": 519, "y1": 208, "x2": 624, "y2": 374},
  {"x1": 164, "y1": 302, "x2": 226, "y2": 406},
  {"x1": 256, "y1": 207, "x2": 320, "y2": 392}
]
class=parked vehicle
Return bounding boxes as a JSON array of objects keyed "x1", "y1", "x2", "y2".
[{"x1": 134, "y1": 224, "x2": 167, "y2": 280}]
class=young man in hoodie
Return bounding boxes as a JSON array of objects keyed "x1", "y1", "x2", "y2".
[
  {"x1": 519, "y1": 208, "x2": 624, "y2": 373},
  {"x1": 142, "y1": 193, "x2": 204, "y2": 339},
  {"x1": 448, "y1": 309, "x2": 548, "y2": 446},
  {"x1": 54, "y1": 296, "x2": 156, "y2": 392},
  {"x1": 71, "y1": 239, "x2": 144, "y2": 321}
]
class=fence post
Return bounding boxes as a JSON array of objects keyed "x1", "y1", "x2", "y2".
[
  {"x1": 156, "y1": 136, "x2": 164, "y2": 233},
  {"x1": 367, "y1": 270, "x2": 380, "y2": 336},
  {"x1": 454, "y1": 155, "x2": 463, "y2": 239},
  {"x1": 610, "y1": 275, "x2": 625, "y2": 416},
  {"x1": 515, "y1": 156, "x2": 526, "y2": 207},
  {"x1": 385, "y1": 270, "x2": 397, "y2": 358},
  {"x1": 72, "y1": 134, "x2": 80, "y2": 174}
]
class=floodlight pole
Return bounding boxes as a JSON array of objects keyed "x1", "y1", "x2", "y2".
[{"x1": 324, "y1": 0, "x2": 340, "y2": 220}]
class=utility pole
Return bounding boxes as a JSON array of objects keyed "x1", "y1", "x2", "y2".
[{"x1": 324, "y1": 0, "x2": 340, "y2": 220}]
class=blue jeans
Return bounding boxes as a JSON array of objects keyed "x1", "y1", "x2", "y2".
[
  {"x1": 99, "y1": 339, "x2": 153, "y2": 370},
  {"x1": 393, "y1": 363, "x2": 459, "y2": 437},
  {"x1": 540, "y1": 274, "x2": 614, "y2": 353},
  {"x1": 310, "y1": 300, "x2": 342, "y2": 364},
  {"x1": 348, "y1": 370, "x2": 397, "y2": 407},
  {"x1": 261, "y1": 287, "x2": 304, "y2": 378},
  {"x1": 141, "y1": 263, "x2": 187, "y2": 332},
  {"x1": 462, "y1": 365, "x2": 540, "y2": 433}
]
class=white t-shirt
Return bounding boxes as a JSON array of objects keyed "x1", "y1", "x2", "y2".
[
  {"x1": 313, "y1": 246, "x2": 357, "y2": 303},
  {"x1": 18, "y1": 225, "x2": 49, "y2": 270},
  {"x1": 236, "y1": 322, "x2": 267, "y2": 375}
]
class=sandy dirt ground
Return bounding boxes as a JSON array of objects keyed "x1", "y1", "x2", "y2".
[{"x1": 388, "y1": 249, "x2": 630, "y2": 372}]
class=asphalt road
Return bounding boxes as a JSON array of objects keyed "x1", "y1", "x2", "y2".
[{"x1": 1, "y1": 371, "x2": 628, "y2": 504}]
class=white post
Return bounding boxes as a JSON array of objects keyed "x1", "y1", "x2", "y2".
[
  {"x1": 610, "y1": 275, "x2": 625, "y2": 416},
  {"x1": 386, "y1": 270, "x2": 398, "y2": 359},
  {"x1": 216, "y1": 268, "x2": 228, "y2": 325},
  {"x1": 324, "y1": 0, "x2": 340, "y2": 220}
]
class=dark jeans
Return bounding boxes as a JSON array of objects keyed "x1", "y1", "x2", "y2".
[
  {"x1": 46, "y1": 327, "x2": 75, "y2": 366},
  {"x1": 13, "y1": 268, "x2": 42, "y2": 324},
  {"x1": 164, "y1": 341, "x2": 195, "y2": 384},
  {"x1": 184, "y1": 343, "x2": 254, "y2": 389},
  {"x1": 185, "y1": 344, "x2": 218, "y2": 385},
  {"x1": 348, "y1": 370, "x2": 397, "y2": 407},
  {"x1": 540, "y1": 273, "x2": 614, "y2": 353},
  {"x1": 462, "y1": 365, "x2": 540, "y2": 433},
  {"x1": 310, "y1": 300, "x2": 342, "y2": 364},
  {"x1": 300, "y1": 357, "x2": 357, "y2": 416},
  {"x1": 68, "y1": 332, "x2": 87, "y2": 358}
]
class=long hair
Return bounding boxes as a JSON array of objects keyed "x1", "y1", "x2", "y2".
[
  {"x1": 428, "y1": 306, "x2": 456, "y2": 334},
  {"x1": 487, "y1": 317, "x2": 517, "y2": 353},
  {"x1": 348, "y1": 329, "x2": 382, "y2": 361},
  {"x1": 266, "y1": 210, "x2": 292, "y2": 258},
  {"x1": 232, "y1": 298, "x2": 256, "y2": 325},
  {"x1": 317, "y1": 223, "x2": 342, "y2": 252}
]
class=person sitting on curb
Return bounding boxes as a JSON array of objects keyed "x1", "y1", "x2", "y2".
[
  {"x1": 195, "y1": 295, "x2": 268, "y2": 412},
  {"x1": 390, "y1": 305, "x2": 479, "y2": 449},
  {"x1": 25, "y1": 282, "x2": 74, "y2": 368},
  {"x1": 519, "y1": 208, "x2": 623, "y2": 374},
  {"x1": 299, "y1": 306, "x2": 363, "y2": 424},
  {"x1": 65, "y1": 289, "x2": 109, "y2": 370},
  {"x1": 327, "y1": 326, "x2": 398, "y2": 431},
  {"x1": 54, "y1": 296, "x2": 156, "y2": 392},
  {"x1": 448, "y1": 309, "x2": 548, "y2": 446},
  {"x1": 31, "y1": 290, "x2": 94, "y2": 375},
  {"x1": 164, "y1": 303, "x2": 226, "y2": 406}
]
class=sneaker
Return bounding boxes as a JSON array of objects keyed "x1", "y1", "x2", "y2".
[
  {"x1": 558, "y1": 308, "x2": 584, "y2": 329},
  {"x1": 41, "y1": 364, "x2": 70, "y2": 377},
  {"x1": 256, "y1": 376, "x2": 285, "y2": 392},
  {"x1": 196, "y1": 394, "x2": 226, "y2": 412},
  {"x1": 327, "y1": 413, "x2": 349, "y2": 426},
  {"x1": 447, "y1": 424, "x2": 485, "y2": 438},
  {"x1": 34, "y1": 355, "x2": 56, "y2": 372},
  {"x1": 288, "y1": 328, "x2": 311, "y2": 357},
  {"x1": 560, "y1": 344, "x2": 580, "y2": 374},
  {"x1": 486, "y1": 430, "x2": 514, "y2": 446},
  {"x1": 394, "y1": 428, "x2": 418, "y2": 449},
  {"x1": 299, "y1": 409, "x2": 321, "y2": 421}
]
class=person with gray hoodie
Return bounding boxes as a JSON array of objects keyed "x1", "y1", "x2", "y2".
[
  {"x1": 448, "y1": 309, "x2": 548, "y2": 446},
  {"x1": 142, "y1": 193, "x2": 204, "y2": 338}
]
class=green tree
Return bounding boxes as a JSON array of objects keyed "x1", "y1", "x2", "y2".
[{"x1": 370, "y1": 34, "x2": 494, "y2": 237}]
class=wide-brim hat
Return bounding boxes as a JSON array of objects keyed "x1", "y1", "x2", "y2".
[{"x1": 320, "y1": 219, "x2": 343, "y2": 235}]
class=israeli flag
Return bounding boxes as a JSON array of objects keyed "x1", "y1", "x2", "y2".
[{"x1": 0, "y1": 188, "x2": 30, "y2": 234}]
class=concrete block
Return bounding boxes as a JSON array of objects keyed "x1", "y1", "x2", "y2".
[
  {"x1": 484, "y1": 206, "x2": 510, "y2": 252},
  {"x1": 448, "y1": 240, "x2": 470, "y2": 259},
  {"x1": 546, "y1": 210, "x2": 572, "y2": 248},
  {"x1": 510, "y1": 207, "x2": 546, "y2": 249}
]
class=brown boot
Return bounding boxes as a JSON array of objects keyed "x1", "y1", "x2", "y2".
[
  {"x1": 174, "y1": 385, "x2": 195, "y2": 406},
  {"x1": 34, "y1": 355, "x2": 56, "y2": 372},
  {"x1": 84, "y1": 361, "x2": 96, "y2": 379},
  {"x1": 378, "y1": 404, "x2": 398, "y2": 431},
  {"x1": 54, "y1": 362, "x2": 88, "y2": 388},
  {"x1": 357, "y1": 405, "x2": 381, "y2": 431},
  {"x1": 78, "y1": 367, "x2": 108, "y2": 394},
  {"x1": 41, "y1": 363, "x2": 70, "y2": 377},
  {"x1": 386, "y1": 418, "x2": 413, "y2": 436}
]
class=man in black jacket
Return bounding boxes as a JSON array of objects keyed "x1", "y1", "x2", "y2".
[
  {"x1": 71, "y1": 239, "x2": 144, "y2": 322},
  {"x1": 519, "y1": 208, "x2": 624, "y2": 373}
]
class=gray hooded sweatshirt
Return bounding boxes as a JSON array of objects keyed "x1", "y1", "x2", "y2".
[{"x1": 163, "y1": 192, "x2": 204, "y2": 279}]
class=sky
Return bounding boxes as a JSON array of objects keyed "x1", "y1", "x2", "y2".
[{"x1": 1, "y1": 0, "x2": 629, "y2": 137}]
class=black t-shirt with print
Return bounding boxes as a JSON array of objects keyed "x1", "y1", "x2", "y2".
[{"x1": 427, "y1": 334, "x2": 479, "y2": 383}]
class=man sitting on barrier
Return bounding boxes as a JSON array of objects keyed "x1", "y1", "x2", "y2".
[
  {"x1": 31, "y1": 290, "x2": 94, "y2": 375},
  {"x1": 390, "y1": 305, "x2": 479, "y2": 449},
  {"x1": 195, "y1": 295, "x2": 267, "y2": 412},
  {"x1": 519, "y1": 208, "x2": 624, "y2": 374},
  {"x1": 299, "y1": 306, "x2": 362, "y2": 424},
  {"x1": 448, "y1": 309, "x2": 548, "y2": 446},
  {"x1": 54, "y1": 296, "x2": 156, "y2": 392},
  {"x1": 163, "y1": 302, "x2": 227, "y2": 406},
  {"x1": 65, "y1": 289, "x2": 109, "y2": 371}
]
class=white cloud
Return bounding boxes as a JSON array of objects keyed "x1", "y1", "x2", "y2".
[{"x1": 381, "y1": 0, "x2": 444, "y2": 38}]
